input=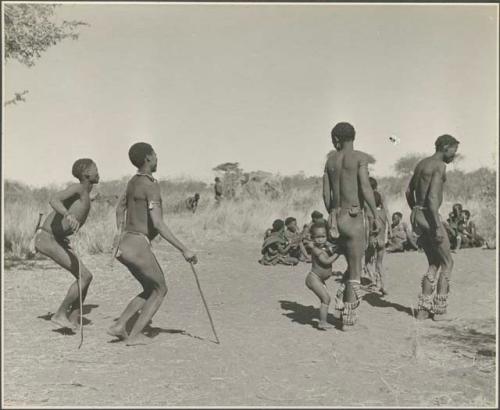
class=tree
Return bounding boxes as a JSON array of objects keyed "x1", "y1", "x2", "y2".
[
  {"x1": 4, "y1": 4, "x2": 88, "y2": 105},
  {"x1": 393, "y1": 153, "x2": 426, "y2": 178}
]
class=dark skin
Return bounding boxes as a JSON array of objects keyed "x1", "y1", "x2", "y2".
[
  {"x1": 406, "y1": 142, "x2": 458, "y2": 320},
  {"x1": 109, "y1": 149, "x2": 197, "y2": 346},
  {"x1": 35, "y1": 162, "x2": 100, "y2": 330},
  {"x1": 305, "y1": 227, "x2": 341, "y2": 330},
  {"x1": 285, "y1": 220, "x2": 309, "y2": 259},
  {"x1": 323, "y1": 138, "x2": 379, "y2": 305}
]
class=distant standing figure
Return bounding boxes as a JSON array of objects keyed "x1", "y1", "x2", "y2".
[
  {"x1": 323, "y1": 122, "x2": 379, "y2": 330},
  {"x1": 34, "y1": 159, "x2": 99, "y2": 331},
  {"x1": 406, "y1": 134, "x2": 459, "y2": 321},
  {"x1": 186, "y1": 193, "x2": 200, "y2": 213},
  {"x1": 214, "y1": 177, "x2": 223, "y2": 204},
  {"x1": 364, "y1": 177, "x2": 390, "y2": 296}
]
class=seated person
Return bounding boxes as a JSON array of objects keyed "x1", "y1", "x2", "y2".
[
  {"x1": 259, "y1": 219, "x2": 299, "y2": 266},
  {"x1": 185, "y1": 193, "x2": 200, "y2": 213},
  {"x1": 460, "y1": 209, "x2": 484, "y2": 248},
  {"x1": 285, "y1": 217, "x2": 310, "y2": 262},
  {"x1": 446, "y1": 203, "x2": 463, "y2": 249},
  {"x1": 386, "y1": 212, "x2": 419, "y2": 252}
]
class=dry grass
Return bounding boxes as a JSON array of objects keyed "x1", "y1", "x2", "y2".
[{"x1": 4, "y1": 167, "x2": 496, "y2": 259}]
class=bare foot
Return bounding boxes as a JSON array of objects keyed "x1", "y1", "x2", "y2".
[
  {"x1": 416, "y1": 310, "x2": 430, "y2": 321},
  {"x1": 51, "y1": 314, "x2": 77, "y2": 331},
  {"x1": 317, "y1": 322, "x2": 334, "y2": 330},
  {"x1": 380, "y1": 288, "x2": 388, "y2": 297},
  {"x1": 125, "y1": 334, "x2": 154, "y2": 346},
  {"x1": 107, "y1": 323, "x2": 128, "y2": 340}
]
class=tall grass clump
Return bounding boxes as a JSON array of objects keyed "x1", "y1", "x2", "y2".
[{"x1": 3, "y1": 164, "x2": 497, "y2": 259}]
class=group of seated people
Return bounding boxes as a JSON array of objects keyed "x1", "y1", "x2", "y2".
[
  {"x1": 444, "y1": 203, "x2": 484, "y2": 250},
  {"x1": 259, "y1": 211, "x2": 333, "y2": 266},
  {"x1": 385, "y1": 211, "x2": 419, "y2": 253}
]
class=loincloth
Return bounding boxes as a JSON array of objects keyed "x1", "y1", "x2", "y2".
[{"x1": 36, "y1": 227, "x2": 73, "y2": 251}]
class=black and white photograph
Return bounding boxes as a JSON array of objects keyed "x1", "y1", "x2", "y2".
[{"x1": 2, "y1": 1, "x2": 498, "y2": 407}]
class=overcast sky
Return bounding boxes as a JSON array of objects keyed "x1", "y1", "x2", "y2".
[{"x1": 3, "y1": 3, "x2": 498, "y2": 186}]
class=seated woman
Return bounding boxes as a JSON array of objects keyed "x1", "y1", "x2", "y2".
[
  {"x1": 259, "y1": 219, "x2": 299, "y2": 266},
  {"x1": 386, "y1": 212, "x2": 418, "y2": 252}
]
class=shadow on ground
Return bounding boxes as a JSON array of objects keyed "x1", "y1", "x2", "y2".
[
  {"x1": 426, "y1": 318, "x2": 496, "y2": 358},
  {"x1": 362, "y1": 292, "x2": 414, "y2": 317},
  {"x1": 279, "y1": 300, "x2": 341, "y2": 330}
]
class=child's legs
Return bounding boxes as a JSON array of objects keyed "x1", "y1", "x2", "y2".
[
  {"x1": 305, "y1": 272, "x2": 331, "y2": 305},
  {"x1": 306, "y1": 273, "x2": 331, "y2": 325}
]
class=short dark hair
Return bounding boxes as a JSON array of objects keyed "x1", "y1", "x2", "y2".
[
  {"x1": 369, "y1": 177, "x2": 378, "y2": 190},
  {"x1": 435, "y1": 134, "x2": 460, "y2": 151},
  {"x1": 285, "y1": 217, "x2": 296, "y2": 226},
  {"x1": 72, "y1": 158, "x2": 95, "y2": 181},
  {"x1": 311, "y1": 210, "x2": 323, "y2": 220},
  {"x1": 215, "y1": 177, "x2": 220, "y2": 182},
  {"x1": 194, "y1": 193, "x2": 200, "y2": 199},
  {"x1": 310, "y1": 223, "x2": 327, "y2": 236},
  {"x1": 272, "y1": 219, "x2": 285, "y2": 232},
  {"x1": 453, "y1": 203, "x2": 463, "y2": 210},
  {"x1": 331, "y1": 122, "x2": 355, "y2": 143},
  {"x1": 129, "y1": 142, "x2": 154, "y2": 168},
  {"x1": 393, "y1": 211, "x2": 403, "y2": 218}
]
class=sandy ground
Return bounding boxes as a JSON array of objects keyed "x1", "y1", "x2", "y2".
[{"x1": 3, "y1": 240, "x2": 497, "y2": 407}]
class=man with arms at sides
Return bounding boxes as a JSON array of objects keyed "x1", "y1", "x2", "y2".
[
  {"x1": 323, "y1": 122, "x2": 379, "y2": 330},
  {"x1": 406, "y1": 134, "x2": 459, "y2": 321}
]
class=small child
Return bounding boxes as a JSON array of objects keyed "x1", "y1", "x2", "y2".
[
  {"x1": 34, "y1": 159, "x2": 99, "y2": 331},
  {"x1": 305, "y1": 223, "x2": 341, "y2": 330}
]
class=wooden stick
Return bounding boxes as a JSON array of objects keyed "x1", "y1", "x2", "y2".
[
  {"x1": 77, "y1": 256, "x2": 84, "y2": 349},
  {"x1": 189, "y1": 262, "x2": 220, "y2": 344}
]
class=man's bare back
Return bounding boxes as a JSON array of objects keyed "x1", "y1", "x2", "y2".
[
  {"x1": 324, "y1": 150, "x2": 373, "y2": 211},
  {"x1": 322, "y1": 122, "x2": 378, "y2": 330}
]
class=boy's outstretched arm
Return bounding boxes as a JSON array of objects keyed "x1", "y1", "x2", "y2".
[
  {"x1": 147, "y1": 184, "x2": 197, "y2": 264},
  {"x1": 49, "y1": 184, "x2": 82, "y2": 231}
]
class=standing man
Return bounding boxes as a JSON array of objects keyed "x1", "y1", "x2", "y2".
[
  {"x1": 323, "y1": 122, "x2": 379, "y2": 330},
  {"x1": 109, "y1": 142, "x2": 198, "y2": 345},
  {"x1": 214, "y1": 177, "x2": 223, "y2": 205},
  {"x1": 406, "y1": 134, "x2": 459, "y2": 321}
]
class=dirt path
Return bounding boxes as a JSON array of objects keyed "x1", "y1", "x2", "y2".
[{"x1": 3, "y1": 241, "x2": 497, "y2": 407}]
